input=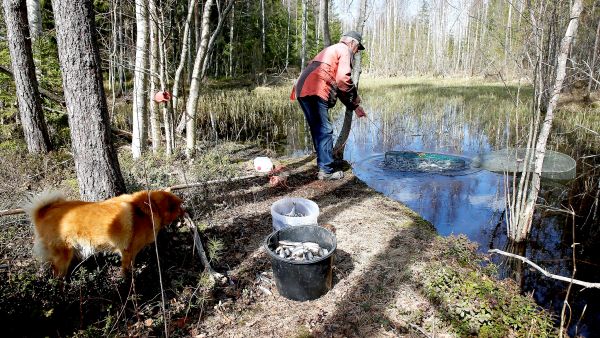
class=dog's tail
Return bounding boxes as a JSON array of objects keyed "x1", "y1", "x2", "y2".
[
  {"x1": 23, "y1": 191, "x2": 66, "y2": 220},
  {"x1": 23, "y1": 191, "x2": 66, "y2": 261}
]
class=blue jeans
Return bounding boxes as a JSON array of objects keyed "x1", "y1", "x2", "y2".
[{"x1": 298, "y1": 96, "x2": 335, "y2": 174}]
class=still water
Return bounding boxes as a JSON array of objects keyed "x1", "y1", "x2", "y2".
[{"x1": 284, "y1": 83, "x2": 599, "y2": 336}]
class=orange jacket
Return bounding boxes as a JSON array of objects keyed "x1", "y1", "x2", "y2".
[{"x1": 291, "y1": 42, "x2": 360, "y2": 110}]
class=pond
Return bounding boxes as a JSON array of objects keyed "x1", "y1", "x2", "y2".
[{"x1": 283, "y1": 79, "x2": 600, "y2": 337}]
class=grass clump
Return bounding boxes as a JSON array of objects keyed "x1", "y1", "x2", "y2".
[{"x1": 419, "y1": 236, "x2": 556, "y2": 337}]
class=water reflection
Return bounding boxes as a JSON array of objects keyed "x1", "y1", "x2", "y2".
[{"x1": 339, "y1": 99, "x2": 599, "y2": 336}]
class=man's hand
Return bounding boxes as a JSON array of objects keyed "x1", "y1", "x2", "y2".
[{"x1": 355, "y1": 105, "x2": 367, "y2": 118}]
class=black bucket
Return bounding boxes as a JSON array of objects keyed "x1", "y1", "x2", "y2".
[{"x1": 264, "y1": 225, "x2": 336, "y2": 301}]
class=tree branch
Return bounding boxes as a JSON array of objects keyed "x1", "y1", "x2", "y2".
[
  {"x1": 488, "y1": 249, "x2": 600, "y2": 289},
  {"x1": 0, "y1": 64, "x2": 65, "y2": 106}
]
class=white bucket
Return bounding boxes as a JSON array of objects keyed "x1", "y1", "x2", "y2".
[
  {"x1": 271, "y1": 197, "x2": 319, "y2": 231},
  {"x1": 254, "y1": 157, "x2": 273, "y2": 172}
]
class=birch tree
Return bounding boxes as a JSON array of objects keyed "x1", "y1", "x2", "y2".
[
  {"x1": 149, "y1": 0, "x2": 161, "y2": 152},
  {"x1": 25, "y1": 0, "x2": 42, "y2": 43},
  {"x1": 508, "y1": 0, "x2": 584, "y2": 242},
  {"x1": 300, "y1": 0, "x2": 308, "y2": 71},
  {"x1": 51, "y1": 0, "x2": 126, "y2": 200},
  {"x1": 132, "y1": 0, "x2": 149, "y2": 158},
  {"x1": 158, "y1": 4, "x2": 174, "y2": 155},
  {"x1": 185, "y1": 0, "x2": 214, "y2": 157},
  {"x1": 171, "y1": 0, "x2": 195, "y2": 116},
  {"x1": 2, "y1": 0, "x2": 52, "y2": 154}
]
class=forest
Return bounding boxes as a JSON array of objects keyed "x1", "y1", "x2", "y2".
[{"x1": 1, "y1": 0, "x2": 600, "y2": 337}]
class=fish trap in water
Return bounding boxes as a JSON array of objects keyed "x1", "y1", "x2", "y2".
[
  {"x1": 474, "y1": 148, "x2": 576, "y2": 180},
  {"x1": 382, "y1": 151, "x2": 468, "y2": 173}
]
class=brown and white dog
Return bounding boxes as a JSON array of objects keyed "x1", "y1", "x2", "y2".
[{"x1": 25, "y1": 190, "x2": 185, "y2": 276}]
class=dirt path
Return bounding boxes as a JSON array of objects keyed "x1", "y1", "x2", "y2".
[{"x1": 191, "y1": 157, "x2": 456, "y2": 337}]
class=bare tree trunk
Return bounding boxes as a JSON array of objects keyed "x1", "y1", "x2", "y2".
[
  {"x1": 51, "y1": 0, "x2": 126, "y2": 200},
  {"x1": 511, "y1": 0, "x2": 583, "y2": 242},
  {"x1": 229, "y1": 2, "x2": 234, "y2": 77},
  {"x1": 158, "y1": 5, "x2": 174, "y2": 155},
  {"x1": 109, "y1": 0, "x2": 118, "y2": 117},
  {"x1": 301, "y1": 0, "x2": 308, "y2": 71},
  {"x1": 177, "y1": 0, "x2": 234, "y2": 136},
  {"x1": 200, "y1": 0, "x2": 235, "y2": 79},
  {"x1": 2, "y1": 0, "x2": 52, "y2": 153},
  {"x1": 172, "y1": 0, "x2": 195, "y2": 117},
  {"x1": 117, "y1": 4, "x2": 126, "y2": 94},
  {"x1": 25, "y1": 0, "x2": 41, "y2": 43},
  {"x1": 320, "y1": 0, "x2": 331, "y2": 47},
  {"x1": 587, "y1": 18, "x2": 600, "y2": 96},
  {"x1": 504, "y1": 0, "x2": 513, "y2": 70},
  {"x1": 261, "y1": 0, "x2": 266, "y2": 54},
  {"x1": 334, "y1": 0, "x2": 367, "y2": 158},
  {"x1": 285, "y1": 0, "x2": 290, "y2": 68},
  {"x1": 185, "y1": 0, "x2": 214, "y2": 157},
  {"x1": 149, "y1": 0, "x2": 161, "y2": 153},
  {"x1": 132, "y1": 0, "x2": 149, "y2": 158}
]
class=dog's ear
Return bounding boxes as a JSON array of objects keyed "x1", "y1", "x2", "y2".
[
  {"x1": 151, "y1": 191, "x2": 185, "y2": 223},
  {"x1": 130, "y1": 191, "x2": 153, "y2": 216}
]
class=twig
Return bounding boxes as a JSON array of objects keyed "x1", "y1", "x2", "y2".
[
  {"x1": 409, "y1": 323, "x2": 433, "y2": 338},
  {"x1": 575, "y1": 124, "x2": 599, "y2": 137},
  {"x1": 489, "y1": 249, "x2": 600, "y2": 289},
  {"x1": 182, "y1": 213, "x2": 227, "y2": 285},
  {"x1": 0, "y1": 208, "x2": 24, "y2": 217},
  {"x1": 166, "y1": 174, "x2": 263, "y2": 191}
]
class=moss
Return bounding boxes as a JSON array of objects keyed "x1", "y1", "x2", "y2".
[{"x1": 420, "y1": 236, "x2": 556, "y2": 337}]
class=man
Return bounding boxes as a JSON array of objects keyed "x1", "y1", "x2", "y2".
[{"x1": 291, "y1": 31, "x2": 367, "y2": 180}]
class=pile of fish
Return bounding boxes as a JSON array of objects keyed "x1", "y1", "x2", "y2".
[
  {"x1": 273, "y1": 240, "x2": 329, "y2": 262},
  {"x1": 284, "y1": 202, "x2": 306, "y2": 217}
]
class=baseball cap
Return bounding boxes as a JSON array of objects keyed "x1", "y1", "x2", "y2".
[{"x1": 342, "y1": 31, "x2": 365, "y2": 50}]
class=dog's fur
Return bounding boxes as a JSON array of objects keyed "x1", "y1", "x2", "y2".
[{"x1": 24, "y1": 190, "x2": 185, "y2": 276}]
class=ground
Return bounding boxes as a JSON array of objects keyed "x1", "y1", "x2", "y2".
[{"x1": 0, "y1": 145, "x2": 555, "y2": 337}]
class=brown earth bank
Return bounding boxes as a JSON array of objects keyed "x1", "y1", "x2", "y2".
[{"x1": 0, "y1": 146, "x2": 555, "y2": 337}]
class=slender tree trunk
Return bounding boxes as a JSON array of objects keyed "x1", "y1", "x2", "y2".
[
  {"x1": 301, "y1": 0, "x2": 308, "y2": 71},
  {"x1": 109, "y1": 0, "x2": 118, "y2": 114},
  {"x1": 504, "y1": 0, "x2": 513, "y2": 70},
  {"x1": 25, "y1": 0, "x2": 41, "y2": 43},
  {"x1": 158, "y1": 4, "x2": 174, "y2": 155},
  {"x1": 261, "y1": 0, "x2": 266, "y2": 54},
  {"x1": 2, "y1": 0, "x2": 52, "y2": 153},
  {"x1": 334, "y1": 0, "x2": 367, "y2": 158},
  {"x1": 320, "y1": 0, "x2": 331, "y2": 47},
  {"x1": 149, "y1": 0, "x2": 161, "y2": 153},
  {"x1": 177, "y1": 0, "x2": 234, "y2": 135},
  {"x1": 172, "y1": 0, "x2": 195, "y2": 116},
  {"x1": 132, "y1": 0, "x2": 149, "y2": 158},
  {"x1": 51, "y1": 0, "x2": 126, "y2": 200},
  {"x1": 117, "y1": 4, "x2": 126, "y2": 94},
  {"x1": 512, "y1": 0, "x2": 583, "y2": 242},
  {"x1": 200, "y1": 0, "x2": 235, "y2": 79},
  {"x1": 285, "y1": 0, "x2": 290, "y2": 68},
  {"x1": 185, "y1": 0, "x2": 214, "y2": 157},
  {"x1": 228, "y1": 2, "x2": 234, "y2": 77},
  {"x1": 587, "y1": 18, "x2": 600, "y2": 96}
]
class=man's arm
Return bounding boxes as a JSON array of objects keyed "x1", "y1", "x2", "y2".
[{"x1": 335, "y1": 46, "x2": 360, "y2": 111}]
